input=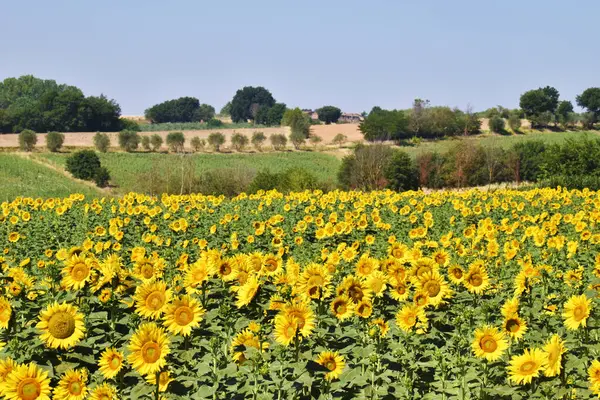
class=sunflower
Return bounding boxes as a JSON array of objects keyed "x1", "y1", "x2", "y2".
[
  {"x1": 503, "y1": 315, "x2": 527, "y2": 341},
  {"x1": 88, "y1": 383, "x2": 117, "y2": 400},
  {"x1": 132, "y1": 257, "x2": 165, "y2": 283},
  {"x1": 273, "y1": 314, "x2": 298, "y2": 346},
  {"x1": 0, "y1": 357, "x2": 17, "y2": 396},
  {"x1": 589, "y1": 360, "x2": 600, "y2": 394},
  {"x1": 144, "y1": 370, "x2": 173, "y2": 392},
  {"x1": 52, "y1": 368, "x2": 87, "y2": 400},
  {"x1": 261, "y1": 254, "x2": 283, "y2": 276},
  {"x1": 563, "y1": 294, "x2": 591, "y2": 330},
  {"x1": 447, "y1": 264, "x2": 464, "y2": 285},
  {"x1": 0, "y1": 297, "x2": 12, "y2": 329},
  {"x1": 501, "y1": 297, "x2": 520, "y2": 318},
  {"x1": 127, "y1": 323, "x2": 170, "y2": 376},
  {"x1": 1, "y1": 363, "x2": 51, "y2": 400},
  {"x1": 396, "y1": 304, "x2": 428, "y2": 333},
  {"x1": 369, "y1": 318, "x2": 390, "y2": 337},
  {"x1": 330, "y1": 295, "x2": 354, "y2": 320},
  {"x1": 337, "y1": 275, "x2": 371, "y2": 304},
  {"x1": 415, "y1": 271, "x2": 451, "y2": 307},
  {"x1": 134, "y1": 281, "x2": 172, "y2": 320},
  {"x1": 281, "y1": 301, "x2": 316, "y2": 338},
  {"x1": 184, "y1": 260, "x2": 210, "y2": 294},
  {"x1": 61, "y1": 254, "x2": 93, "y2": 291},
  {"x1": 507, "y1": 348, "x2": 546, "y2": 385},
  {"x1": 297, "y1": 264, "x2": 331, "y2": 300},
  {"x1": 235, "y1": 276, "x2": 260, "y2": 308},
  {"x1": 542, "y1": 335, "x2": 566, "y2": 377},
  {"x1": 230, "y1": 329, "x2": 268, "y2": 364},
  {"x1": 163, "y1": 295, "x2": 205, "y2": 336},
  {"x1": 389, "y1": 281, "x2": 410, "y2": 302},
  {"x1": 355, "y1": 255, "x2": 378, "y2": 277},
  {"x1": 315, "y1": 351, "x2": 345, "y2": 381},
  {"x1": 98, "y1": 348, "x2": 124, "y2": 380},
  {"x1": 355, "y1": 300, "x2": 373, "y2": 318},
  {"x1": 463, "y1": 262, "x2": 490, "y2": 295},
  {"x1": 471, "y1": 325, "x2": 508, "y2": 362},
  {"x1": 215, "y1": 258, "x2": 237, "y2": 281},
  {"x1": 365, "y1": 271, "x2": 387, "y2": 297},
  {"x1": 37, "y1": 302, "x2": 86, "y2": 349},
  {"x1": 409, "y1": 257, "x2": 438, "y2": 280}
]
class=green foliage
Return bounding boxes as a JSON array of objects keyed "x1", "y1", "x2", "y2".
[
  {"x1": 360, "y1": 108, "x2": 410, "y2": 141},
  {"x1": 255, "y1": 103, "x2": 287, "y2": 126},
  {"x1": 45, "y1": 131, "x2": 65, "y2": 152},
  {"x1": 141, "y1": 135, "x2": 151, "y2": 151},
  {"x1": 190, "y1": 137, "x2": 205, "y2": 152},
  {"x1": 557, "y1": 101, "x2": 574, "y2": 122},
  {"x1": 166, "y1": 131, "x2": 185, "y2": 152},
  {"x1": 508, "y1": 113, "x2": 522, "y2": 132},
  {"x1": 0, "y1": 75, "x2": 121, "y2": 133},
  {"x1": 18, "y1": 129, "x2": 37, "y2": 151},
  {"x1": 219, "y1": 101, "x2": 232, "y2": 116},
  {"x1": 289, "y1": 131, "x2": 306, "y2": 149},
  {"x1": 309, "y1": 134, "x2": 323, "y2": 148},
  {"x1": 144, "y1": 97, "x2": 214, "y2": 123},
  {"x1": 93, "y1": 132, "x2": 110, "y2": 153},
  {"x1": 118, "y1": 130, "x2": 140, "y2": 152},
  {"x1": 206, "y1": 118, "x2": 224, "y2": 128},
  {"x1": 543, "y1": 137, "x2": 600, "y2": 178},
  {"x1": 576, "y1": 88, "x2": 600, "y2": 127},
  {"x1": 230, "y1": 86, "x2": 276, "y2": 123},
  {"x1": 270, "y1": 134, "x2": 287, "y2": 150},
  {"x1": 119, "y1": 118, "x2": 141, "y2": 131},
  {"x1": 338, "y1": 144, "x2": 395, "y2": 190},
  {"x1": 231, "y1": 133, "x2": 249, "y2": 151},
  {"x1": 282, "y1": 108, "x2": 311, "y2": 138},
  {"x1": 489, "y1": 116, "x2": 506, "y2": 133},
  {"x1": 519, "y1": 86, "x2": 560, "y2": 127},
  {"x1": 138, "y1": 120, "x2": 257, "y2": 131},
  {"x1": 248, "y1": 167, "x2": 320, "y2": 193},
  {"x1": 384, "y1": 150, "x2": 419, "y2": 191},
  {"x1": 251, "y1": 131, "x2": 266, "y2": 151},
  {"x1": 150, "y1": 134, "x2": 163, "y2": 152},
  {"x1": 93, "y1": 166, "x2": 111, "y2": 188},
  {"x1": 66, "y1": 150, "x2": 101, "y2": 180},
  {"x1": 539, "y1": 174, "x2": 600, "y2": 190},
  {"x1": 408, "y1": 100, "x2": 481, "y2": 138},
  {"x1": 207, "y1": 132, "x2": 226, "y2": 152},
  {"x1": 510, "y1": 141, "x2": 547, "y2": 182},
  {"x1": 316, "y1": 106, "x2": 342, "y2": 124},
  {"x1": 332, "y1": 133, "x2": 348, "y2": 147}
]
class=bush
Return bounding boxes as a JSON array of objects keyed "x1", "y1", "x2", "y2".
[
  {"x1": 270, "y1": 134, "x2": 287, "y2": 151},
  {"x1": 207, "y1": 132, "x2": 226, "y2": 152},
  {"x1": 206, "y1": 118, "x2": 223, "y2": 128},
  {"x1": 248, "y1": 167, "x2": 320, "y2": 193},
  {"x1": 66, "y1": 150, "x2": 101, "y2": 180},
  {"x1": 538, "y1": 175, "x2": 600, "y2": 191},
  {"x1": 508, "y1": 114, "x2": 522, "y2": 132},
  {"x1": 416, "y1": 152, "x2": 445, "y2": 188},
  {"x1": 46, "y1": 131, "x2": 64, "y2": 152},
  {"x1": 195, "y1": 168, "x2": 254, "y2": 197},
  {"x1": 141, "y1": 136, "x2": 151, "y2": 151},
  {"x1": 290, "y1": 131, "x2": 306, "y2": 149},
  {"x1": 338, "y1": 144, "x2": 395, "y2": 190},
  {"x1": 94, "y1": 166, "x2": 111, "y2": 188},
  {"x1": 190, "y1": 137, "x2": 205, "y2": 152},
  {"x1": 231, "y1": 133, "x2": 249, "y2": 151},
  {"x1": 118, "y1": 130, "x2": 140, "y2": 152},
  {"x1": 251, "y1": 132, "x2": 266, "y2": 151},
  {"x1": 332, "y1": 133, "x2": 347, "y2": 147},
  {"x1": 93, "y1": 132, "x2": 111, "y2": 153},
  {"x1": 19, "y1": 130, "x2": 37, "y2": 152},
  {"x1": 384, "y1": 151, "x2": 419, "y2": 191},
  {"x1": 510, "y1": 141, "x2": 547, "y2": 182},
  {"x1": 120, "y1": 118, "x2": 141, "y2": 131},
  {"x1": 150, "y1": 134, "x2": 163, "y2": 152},
  {"x1": 489, "y1": 116, "x2": 506, "y2": 133},
  {"x1": 309, "y1": 135, "x2": 323, "y2": 148},
  {"x1": 166, "y1": 132, "x2": 185, "y2": 152}
]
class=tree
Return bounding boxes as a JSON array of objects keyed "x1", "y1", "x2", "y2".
[
  {"x1": 519, "y1": 86, "x2": 560, "y2": 127},
  {"x1": 289, "y1": 131, "x2": 306, "y2": 150},
  {"x1": 144, "y1": 97, "x2": 211, "y2": 123},
  {"x1": 332, "y1": 133, "x2": 347, "y2": 147},
  {"x1": 19, "y1": 130, "x2": 37, "y2": 151},
  {"x1": 219, "y1": 102, "x2": 232, "y2": 116},
  {"x1": 270, "y1": 134, "x2": 287, "y2": 151},
  {"x1": 508, "y1": 112, "x2": 522, "y2": 132},
  {"x1": 229, "y1": 87, "x2": 275, "y2": 123},
  {"x1": 338, "y1": 144, "x2": 395, "y2": 190},
  {"x1": 556, "y1": 101, "x2": 574, "y2": 128},
  {"x1": 251, "y1": 131, "x2": 266, "y2": 151},
  {"x1": 282, "y1": 108, "x2": 311, "y2": 138},
  {"x1": 576, "y1": 88, "x2": 600, "y2": 127},
  {"x1": 359, "y1": 109, "x2": 409, "y2": 141},
  {"x1": 94, "y1": 167, "x2": 111, "y2": 188},
  {"x1": 150, "y1": 134, "x2": 163, "y2": 152},
  {"x1": 316, "y1": 106, "x2": 342, "y2": 124},
  {"x1": 207, "y1": 132, "x2": 226, "y2": 152},
  {"x1": 45, "y1": 131, "x2": 64, "y2": 152},
  {"x1": 231, "y1": 133, "x2": 249, "y2": 151},
  {"x1": 66, "y1": 150, "x2": 101, "y2": 180},
  {"x1": 489, "y1": 116, "x2": 506, "y2": 133},
  {"x1": 408, "y1": 99, "x2": 430, "y2": 135},
  {"x1": 166, "y1": 132, "x2": 185, "y2": 152},
  {"x1": 309, "y1": 135, "x2": 323, "y2": 148},
  {"x1": 384, "y1": 150, "x2": 419, "y2": 191},
  {"x1": 255, "y1": 103, "x2": 287, "y2": 126},
  {"x1": 197, "y1": 104, "x2": 216, "y2": 122},
  {"x1": 118, "y1": 130, "x2": 140, "y2": 152},
  {"x1": 93, "y1": 132, "x2": 111, "y2": 153},
  {"x1": 141, "y1": 136, "x2": 151, "y2": 151},
  {"x1": 190, "y1": 137, "x2": 205, "y2": 152}
]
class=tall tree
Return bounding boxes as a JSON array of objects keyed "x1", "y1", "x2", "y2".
[
  {"x1": 229, "y1": 86, "x2": 275, "y2": 123},
  {"x1": 577, "y1": 88, "x2": 600, "y2": 127},
  {"x1": 144, "y1": 97, "x2": 206, "y2": 123},
  {"x1": 282, "y1": 108, "x2": 311, "y2": 138},
  {"x1": 316, "y1": 106, "x2": 342, "y2": 124},
  {"x1": 519, "y1": 86, "x2": 560, "y2": 127},
  {"x1": 359, "y1": 108, "x2": 410, "y2": 142}
]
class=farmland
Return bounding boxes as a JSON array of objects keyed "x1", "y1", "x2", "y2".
[{"x1": 1, "y1": 188, "x2": 600, "y2": 398}]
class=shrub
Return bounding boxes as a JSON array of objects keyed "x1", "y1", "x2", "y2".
[
  {"x1": 508, "y1": 114, "x2": 522, "y2": 132},
  {"x1": 442, "y1": 142, "x2": 488, "y2": 187},
  {"x1": 150, "y1": 134, "x2": 163, "y2": 152},
  {"x1": 510, "y1": 141, "x2": 547, "y2": 182},
  {"x1": 66, "y1": 150, "x2": 101, "y2": 180},
  {"x1": 290, "y1": 131, "x2": 306, "y2": 149},
  {"x1": 416, "y1": 152, "x2": 445, "y2": 188},
  {"x1": 19, "y1": 129, "x2": 37, "y2": 152},
  {"x1": 309, "y1": 135, "x2": 323, "y2": 148},
  {"x1": 384, "y1": 150, "x2": 419, "y2": 191},
  {"x1": 120, "y1": 118, "x2": 141, "y2": 131},
  {"x1": 489, "y1": 116, "x2": 506, "y2": 133},
  {"x1": 141, "y1": 136, "x2": 151, "y2": 151},
  {"x1": 538, "y1": 174, "x2": 600, "y2": 191},
  {"x1": 190, "y1": 137, "x2": 205, "y2": 152},
  {"x1": 93, "y1": 132, "x2": 111, "y2": 153},
  {"x1": 332, "y1": 133, "x2": 347, "y2": 147},
  {"x1": 166, "y1": 131, "x2": 185, "y2": 152},
  {"x1": 46, "y1": 131, "x2": 65, "y2": 152},
  {"x1": 270, "y1": 134, "x2": 287, "y2": 151},
  {"x1": 231, "y1": 133, "x2": 249, "y2": 151},
  {"x1": 195, "y1": 168, "x2": 254, "y2": 197},
  {"x1": 248, "y1": 167, "x2": 320, "y2": 193},
  {"x1": 94, "y1": 166, "x2": 111, "y2": 188},
  {"x1": 206, "y1": 118, "x2": 223, "y2": 128},
  {"x1": 251, "y1": 132, "x2": 266, "y2": 151},
  {"x1": 338, "y1": 144, "x2": 395, "y2": 190},
  {"x1": 207, "y1": 132, "x2": 226, "y2": 152},
  {"x1": 118, "y1": 130, "x2": 140, "y2": 152}
]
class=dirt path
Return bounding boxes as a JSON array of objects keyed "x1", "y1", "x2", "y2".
[{"x1": 16, "y1": 153, "x2": 110, "y2": 195}]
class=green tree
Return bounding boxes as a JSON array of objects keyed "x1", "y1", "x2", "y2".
[
  {"x1": 118, "y1": 130, "x2": 140, "y2": 152},
  {"x1": 229, "y1": 86, "x2": 275, "y2": 122},
  {"x1": 231, "y1": 133, "x2": 249, "y2": 151},
  {"x1": 255, "y1": 103, "x2": 287, "y2": 126},
  {"x1": 219, "y1": 102, "x2": 232, "y2": 116},
  {"x1": 489, "y1": 116, "x2": 506, "y2": 133},
  {"x1": 282, "y1": 108, "x2": 311, "y2": 138},
  {"x1": 66, "y1": 150, "x2": 101, "y2": 180},
  {"x1": 145, "y1": 97, "x2": 212, "y2": 123},
  {"x1": 190, "y1": 137, "x2": 205, "y2": 152},
  {"x1": 338, "y1": 144, "x2": 395, "y2": 190},
  {"x1": 316, "y1": 106, "x2": 342, "y2": 124},
  {"x1": 18, "y1": 129, "x2": 37, "y2": 151},
  {"x1": 166, "y1": 132, "x2": 185, "y2": 152},
  {"x1": 141, "y1": 136, "x2": 151, "y2": 151},
  {"x1": 197, "y1": 104, "x2": 216, "y2": 122},
  {"x1": 207, "y1": 132, "x2": 226, "y2": 152},
  {"x1": 556, "y1": 101, "x2": 574, "y2": 128},
  {"x1": 251, "y1": 131, "x2": 266, "y2": 151},
  {"x1": 332, "y1": 133, "x2": 347, "y2": 147},
  {"x1": 93, "y1": 132, "x2": 111, "y2": 153},
  {"x1": 150, "y1": 134, "x2": 163, "y2": 152},
  {"x1": 508, "y1": 112, "x2": 522, "y2": 132},
  {"x1": 576, "y1": 88, "x2": 600, "y2": 128},
  {"x1": 359, "y1": 108, "x2": 409, "y2": 141},
  {"x1": 45, "y1": 131, "x2": 65, "y2": 152},
  {"x1": 270, "y1": 134, "x2": 287, "y2": 151},
  {"x1": 519, "y1": 86, "x2": 560, "y2": 127},
  {"x1": 384, "y1": 150, "x2": 419, "y2": 191}
]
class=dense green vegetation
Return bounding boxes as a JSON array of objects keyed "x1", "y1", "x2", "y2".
[
  {"x1": 0, "y1": 154, "x2": 99, "y2": 200},
  {"x1": 144, "y1": 97, "x2": 215, "y2": 123},
  {"x1": 137, "y1": 121, "x2": 262, "y2": 131}
]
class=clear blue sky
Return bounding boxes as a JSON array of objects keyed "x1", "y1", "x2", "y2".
[{"x1": 2, "y1": 0, "x2": 598, "y2": 115}]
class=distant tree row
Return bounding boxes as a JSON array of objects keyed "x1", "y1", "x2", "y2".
[
  {"x1": 0, "y1": 75, "x2": 122, "y2": 133},
  {"x1": 144, "y1": 97, "x2": 215, "y2": 123}
]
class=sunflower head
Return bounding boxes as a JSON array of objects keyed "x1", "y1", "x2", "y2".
[
  {"x1": 471, "y1": 325, "x2": 508, "y2": 362},
  {"x1": 37, "y1": 302, "x2": 86, "y2": 349},
  {"x1": 315, "y1": 351, "x2": 345, "y2": 381},
  {"x1": 127, "y1": 322, "x2": 170, "y2": 376},
  {"x1": 98, "y1": 348, "x2": 124, "y2": 380}
]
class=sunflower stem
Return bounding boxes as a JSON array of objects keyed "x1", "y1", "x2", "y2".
[
  {"x1": 294, "y1": 333, "x2": 300, "y2": 363},
  {"x1": 155, "y1": 371, "x2": 160, "y2": 400}
]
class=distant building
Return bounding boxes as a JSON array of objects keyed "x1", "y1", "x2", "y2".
[{"x1": 339, "y1": 112, "x2": 363, "y2": 123}]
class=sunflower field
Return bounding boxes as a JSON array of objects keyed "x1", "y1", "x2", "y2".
[{"x1": 1, "y1": 188, "x2": 600, "y2": 399}]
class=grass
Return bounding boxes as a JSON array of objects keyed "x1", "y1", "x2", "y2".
[
  {"x1": 37, "y1": 151, "x2": 341, "y2": 194},
  {"x1": 138, "y1": 122, "x2": 270, "y2": 131},
  {"x1": 399, "y1": 130, "x2": 600, "y2": 158},
  {"x1": 0, "y1": 154, "x2": 100, "y2": 201}
]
